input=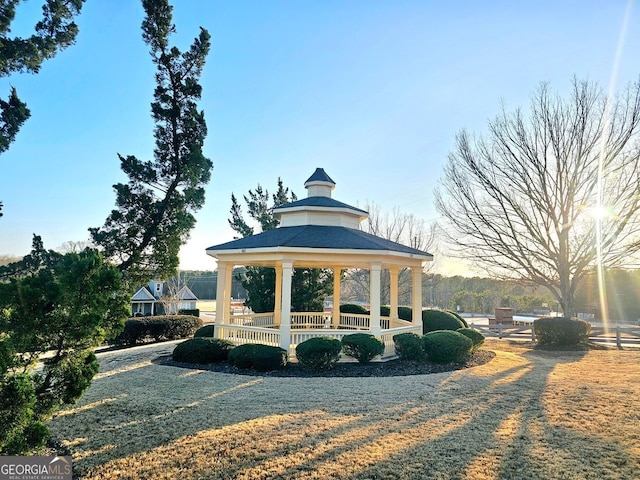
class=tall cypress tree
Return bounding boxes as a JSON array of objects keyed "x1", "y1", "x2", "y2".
[
  {"x1": 91, "y1": 0, "x2": 212, "y2": 284},
  {"x1": 0, "y1": 0, "x2": 86, "y2": 216}
]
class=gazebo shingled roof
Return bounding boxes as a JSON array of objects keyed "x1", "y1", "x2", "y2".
[{"x1": 206, "y1": 224, "x2": 430, "y2": 257}]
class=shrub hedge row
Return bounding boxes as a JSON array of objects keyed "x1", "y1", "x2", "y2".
[
  {"x1": 194, "y1": 324, "x2": 214, "y2": 337},
  {"x1": 392, "y1": 332, "x2": 424, "y2": 360},
  {"x1": 339, "y1": 304, "x2": 369, "y2": 315},
  {"x1": 422, "y1": 330, "x2": 473, "y2": 363},
  {"x1": 172, "y1": 338, "x2": 234, "y2": 364},
  {"x1": 456, "y1": 327, "x2": 485, "y2": 351},
  {"x1": 115, "y1": 315, "x2": 203, "y2": 346},
  {"x1": 295, "y1": 337, "x2": 342, "y2": 370},
  {"x1": 340, "y1": 305, "x2": 469, "y2": 334},
  {"x1": 228, "y1": 344, "x2": 288, "y2": 371},
  {"x1": 534, "y1": 317, "x2": 591, "y2": 346},
  {"x1": 341, "y1": 333, "x2": 385, "y2": 363},
  {"x1": 422, "y1": 310, "x2": 466, "y2": 332},
  {"x1": 171, "y1": 325, "x2": 485, "y2": 370}
]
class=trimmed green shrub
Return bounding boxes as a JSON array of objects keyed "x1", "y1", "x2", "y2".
[
  {"x1": 447, "y1": 310, "x2": 469, "y2": 328},
  {"x1": 178, "y1": 308, "x2": 200, "y2": 317},
  {"x1": 194, "y1": 324, "x2": 214, "y2": 337},
  {"x1": 228, "y1": 343, "x2": 288, "y2": 371},
  {"x1": 377, "y1": 306, "x2": 414, "y2": 320},
  {"x1": 534, "y1": 317, "x2": 591, "y2": 346},
  {"x1": 457, "y1": 327, "x2": 485, "y2": 351},
  {"x1": 422, "y1": 309, "x2": 466, "y2": 333},
  {"x1": 422, "y1": 330, "x2": 473, "y2": 363},
  {"x1": 340, "y1": 303, "x2": 369, "y2": 314},
  {"x1": 172, "y1": 338, "x2": 234, "y2": 364},
  {"x1": 115, "y1": 315, "x2": 203, "y2": 346},
  {"x1": 392, "y1": 332, "x2": 424, "y2": 360},
  {"x1": 295, "y1": 337, "x2": 342, "y2": 370},
  {"x1": 397, "y1": 306, "x2": 413, "y2": 321},
  {"x1": 341, "y1": 333, "x2": 385, "y2": 363}
]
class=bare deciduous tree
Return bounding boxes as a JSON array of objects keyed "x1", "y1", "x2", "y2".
[
  {"x1": 436, "y1": 78, "x2": 640, "y2": 316},
  {"x1": 57, "y1": 240, "x2": 92, "y2": 254},
  {"x1": 158, "y1": 272, "x2": 190, "y2": 315},
  {"x1": 342, "y1": 202, "x2": 436, "y2": 305}
]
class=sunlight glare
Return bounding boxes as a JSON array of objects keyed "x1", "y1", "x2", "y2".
[{"x1": 596, "y1": 0, "x2": 632, "y2": 331}]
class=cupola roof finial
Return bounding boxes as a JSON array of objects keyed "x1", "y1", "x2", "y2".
[{"x1": 304, "y1": 168, "x2": 335, "y2": 198}]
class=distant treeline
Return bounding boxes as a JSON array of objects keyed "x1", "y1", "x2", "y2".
[{"x1": 177, "y1": 268, "x2": 640, "y2": 321}]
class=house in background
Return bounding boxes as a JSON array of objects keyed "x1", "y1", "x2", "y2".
[{"x1": 131, "y1": 279, "x2": 198, "y2": 316}]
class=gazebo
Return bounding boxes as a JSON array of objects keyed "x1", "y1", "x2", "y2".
[{"x1": 206, "y1": 168, "x2": 433, "y2": 359}]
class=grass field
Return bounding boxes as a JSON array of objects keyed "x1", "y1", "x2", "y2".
[{"x1": 48, "y1": 339, "x2": 640, "y2": 479}]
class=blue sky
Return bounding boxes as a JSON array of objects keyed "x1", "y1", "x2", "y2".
[{"x1": 1, "y1": 0, "x2": 638, "y2": 273}]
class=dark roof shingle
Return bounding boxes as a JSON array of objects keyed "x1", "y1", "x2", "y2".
[
  {"x1": 207, "y1": 225, "x2": 432, "y2": 257},
  {"x1": 273, "y1": 196, "x2": 367, "y2": 214},
  {"x1": 305, "y1": 167, "x2": 335, "y2": 185}
]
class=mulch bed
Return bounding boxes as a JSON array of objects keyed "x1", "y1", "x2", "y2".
[{"x1": 155, "y1": 349, "x2": 495, "y2": 378}]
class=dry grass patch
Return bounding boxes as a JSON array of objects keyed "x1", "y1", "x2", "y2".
[{"x1": 48, "y1": 340, "x2": 640, "y2": 479}]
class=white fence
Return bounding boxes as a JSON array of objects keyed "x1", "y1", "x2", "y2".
[{"x1": 470, "y1": 323, "x2": 640, "y2": 348}]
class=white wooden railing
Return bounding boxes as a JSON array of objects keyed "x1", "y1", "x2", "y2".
[
  {"x1": 217, "y1": 324, "x2": 281, "y2": 347},
  {"x1": 290, "y1": 328, "x2": 349, "y2": 347},
  {"x1": 227, "y1": 312, "x2": 275, "y2": 327},
  {"x1": 385, "y1": 318, "x2": 414, "y2": 329},
  {"x1": 215, "y1": 310, "x2": 420, "y2": 359},
  {"x1": 338, "y1": 313, "x2": 371, "y2": 329},
  {"x1": 380, "y1": 325, "x2": 422, "y2": 357},
  {"x1": 291, "y1": 312, "x2": 330, "y2": 329}
]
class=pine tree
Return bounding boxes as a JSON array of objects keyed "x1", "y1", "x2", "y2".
[
  {"x1": 0, "y1": 0, "x2": 86, "y2": 216},
  {"x1": 0, "y1": 237, "x2": 128, "y2": 454},
  {"x1": 90, "y1": 0, "x2": 212, "y2": 284}
]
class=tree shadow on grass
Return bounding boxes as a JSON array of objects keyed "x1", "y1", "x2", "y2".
[
  {"x1": 350, "y1": 348, "x2": 640, "y2": 480},
  {"x1": 48, "y1": 345, "x2": 640, "y2": 479}
]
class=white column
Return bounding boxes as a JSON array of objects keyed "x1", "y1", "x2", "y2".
[
  {"x1": 412, "y1": 266, "x2": 423, "y2": 332},
  {"x1": 389, "y1": 266, "x2": 399, "y2": 320},
  {"x1": 370, "y1": 262, "x2": 382, "y2": 336},
  {"x1": 274, "y1": 266, "x2": 282, "y2": 326},
  {"x1": 214, "y1": 261, "x2": 228, "y2": 338},
  {"x1": 332, "y1": 267, "x2": 341, "y2": 328},
  {"x1": 224, "y1": 264, "x2": 233, "y2": 319},
  {"x1": 279, "y1": 261, "x2": 293, "y2": 352}
]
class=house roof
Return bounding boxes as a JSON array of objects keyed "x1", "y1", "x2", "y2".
[
  {"x1": 207, "y1": 225, "x2": 432, "y2": 258},
  {"x1": 132, "y1": 286, "x2": 155, "y2": 302},
  {"x1": 177, "y1": 286, "x2": 198, "y2": 301}
]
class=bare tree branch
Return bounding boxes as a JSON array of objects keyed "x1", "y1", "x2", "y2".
[{"x1": 436, "y1": 78, "x2": 640, "y2": 316}]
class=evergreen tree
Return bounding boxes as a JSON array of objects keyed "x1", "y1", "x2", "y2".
[
  {"x1": 0, "y1": 0, "x2": 86, "y2": 216},
  {"x1": 228, "y1": 179, "x2": 332, "y2": 313},
  {"x1": 90, "y1": 0, "x2": 212, "y2": 285},
  {"x1": 0, "y1": 0, "x2": 211, "y2": 453},
  {"x1": 0, "y1": 237, "x2": 128, "y2": 454}
]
